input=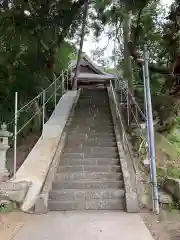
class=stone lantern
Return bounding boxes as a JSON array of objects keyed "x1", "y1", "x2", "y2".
[{"x1": 0, "y1": 123, "x2": 13, "y2": 180}]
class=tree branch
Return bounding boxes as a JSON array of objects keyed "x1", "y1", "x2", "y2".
[
  {"x1": 55, "y1": 0, "x2": 86, "y2": 47},
  {"x1": 128, "y1": 8, "x2": 170, "y2": 75}
]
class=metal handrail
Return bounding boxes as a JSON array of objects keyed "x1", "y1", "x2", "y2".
[
  {"x1": 12, "y1": 65, "x2": 73, "y2": 177},
  {"x1": 109, "y1": 80, "x2": 138, "y2": 175}
]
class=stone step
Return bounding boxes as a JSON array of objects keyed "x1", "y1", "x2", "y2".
[
  {"x1": 77, "y1": 103, "x2": 109, "y2": 105},
  {"x1": 71, "y1": 116, "x2": 112, "y2": 120},
  {"x1": 63, "y1": 146, "x2": 117, "y2": 154},
  {"x1": 62, "y1": 151, "x2": 118, "y2": 159},
  {"x1": 69, "y1": 122, "x2": 114, "y2": 132},
  {"x1": 74, "y1": 105, "x2": 110, "y2": 107},
  {"x1": 66, "y1": 139, "x2": 117, "y2": 145},
  {"x1": 75, "y1": 108, "x2": 110, "y2": 111},
  {"x1": 64, "y1": 140, "x2": 117, "y2": 148},
  {"x1": 69, "y1": 130, "x2": 114, "y2": 135},
  {"x1": 79, "y1": 97, "x2": 108, "y2": 99},
  {"x1": 69, "y1": 124, "x2": 114, "y2": 128},
  {"x1": 73, "y1": 109, "x2": 111, "y2": 112},
  {"x1": 69, "y1": 125, "x2": 114, "y2": 130},
  {"x1": 70, "y1": 116, "x2": 112, "y2": 119},
  {"x1": 69, "y1": 126, "x2": 114, "y2": 131},
  {"x1": 79, "y1": 95, "x2": 108, "y2": 97},
  {"x1": 79, "y1": 94, "x2": 108, "y2": 97},
  {"x1": 72, "y1": 117, "x2": 112, "y2": 121},
  {"x1": 58, "y1": 165, "x2": 121, "y2": 173},
  {"x1": 49, "y1": 189, "x2": 125, "y2": 201},
  {"x1": 68, "y1": 132, "x2": 115, "y2": 138},
  {"x1": 73, "y1": 114, "x2": 112, "y2": 118},
  {"x1": 73, "y1": 111, "x2": 111, "y2": 114},
  {"x1": 60, "y1": 158, "x2": 120, "y2": 166},
  {"x1": 74, "y1": 105, "x2": 110, "y2": 108},
  {"x1": 52, "y1": 179, "x2": 124, "y2": 190},
  {"x1": 55, "y1": 172, "x2": 122, "y2": 181},
  {"x1": 78, "y1": 99, "x2": 108, "y2": 101},
  {"x1": 48, "y1": 199, "x2": 124, "y2": 211},
  {"x1": 66, "y1": 135, "x2": 116, "y2": 142}
]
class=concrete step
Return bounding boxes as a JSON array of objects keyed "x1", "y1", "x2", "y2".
[
  {"x1": 63, "y1": 146, "x2": 117, "y2": 154},
  {"x1": 48, "y1": 199, "x2": 124, "y2": 210},
  {"x1": 58, "y1": 165, "x2": 121, "y2": 173},
  {"x1": 62, "y1": 151, "x2": 118, "y2": 159},
  {"x1": 49, "y1": 189, "x2": 125, "y2": 201},
  {"x1": 52, "y1": 179, "x2": 124, "y2": 190},
  {"x1": 55, "y1": 172, "x2": 122, "y2": 181},
  {"x1": 60, "y1": 158, "x2": 120, "y2": 166}
]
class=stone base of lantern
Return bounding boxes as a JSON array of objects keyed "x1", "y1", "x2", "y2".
[{"x1": 0, "y1": 169, "x2": 9, "y2": 183}]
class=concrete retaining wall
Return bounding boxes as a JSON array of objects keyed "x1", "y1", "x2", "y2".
[
  {"x1": 164, "y1": 177, "x2": 180, "y2": 201},
  {"x1": 12, "y1": 91, "x2": 78, "y2": 212},
  {"x1": 107, "y1": 87, "x2": 139, "y2": 212}
]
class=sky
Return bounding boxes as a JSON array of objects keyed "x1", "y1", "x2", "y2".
[{"x1": 83, "y1": 0, "x2": 174, "y2": 66}]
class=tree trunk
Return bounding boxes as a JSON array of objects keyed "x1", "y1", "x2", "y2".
[
  {"x1": 73, "y1": 0, "x2": 89, "y2": 89},
  {"x1": 123, "y1": 11, "x2": 133, "y2": 91}
]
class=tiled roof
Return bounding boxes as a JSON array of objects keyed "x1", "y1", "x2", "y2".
[
  {"x1": 78, "y1": 72, "x2": 115, "y2": 80},
  {"x1": 70, "y1": 54, "x2": 115, "y2": 78}
]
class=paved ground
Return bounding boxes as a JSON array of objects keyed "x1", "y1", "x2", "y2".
[{"x1": 14, "y1": 211, "x2": 154, "y2": 240}]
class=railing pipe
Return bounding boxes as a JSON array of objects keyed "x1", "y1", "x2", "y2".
[
  {"x1": 144, "y1": 45, "x2": 159, "y2": 214},
  {"x1": 13, "y1": 92, "x2": 18, "y2": 177},
  {"x1": 54, "y1": 79, "x2": 57, "y2": 111},
  {"x1": 62, "y1": 71, "x2": 64, "y2": 95},
  {"x1": 42, "y1": 90, "x2": 46, "y2": 135}
]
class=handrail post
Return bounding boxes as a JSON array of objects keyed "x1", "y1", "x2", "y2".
[
  {"x1": 54, "y1": 78, "x2": 57, "y2": 111},
  {"x1": 42, "y1": 90, "x2": 46, "y2": 135},
  {"x1": 120, "y1": 80, "x2": 123, "y2": 103},
  {"x1": 126, "y1": 84, "x2": 130, "y2": 126},
  {"x1": 67, "y1": 70, "x2": 69, "y2": 92},
  {"x1": 62, "y1": 71, "x2": 64, "y2": 95},
  {"x1": 13, "y1": 92, "x2": 18, "y2": 177},
  {"x1": 144, "y1": 45, "x2": 159, "y2": 214}
]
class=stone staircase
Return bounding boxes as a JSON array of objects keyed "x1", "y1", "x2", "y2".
[{"x1": 48, "y1": 88, "x2": 125, "y2": 210}]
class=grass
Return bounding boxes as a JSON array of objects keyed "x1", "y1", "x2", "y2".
[
  {"x1": 167, "y1": 131, "x2": 180, "y2": 155},
  {"x1": 157, "y1": 165, "x2": 180, "y2": 187},
  {"x1": 0, "y1": 201, "x2": 16, "y2": 213},
  {"x1": 167, "y1": 164, "x2": 180, "y2": 179}
]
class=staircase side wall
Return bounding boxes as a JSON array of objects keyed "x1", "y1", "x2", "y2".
[
  {"x1": 107, "y1": 87, "x2": 139, "y2": 213},
  {"x1": 12, "y1": 91, "x2": 79, "y2": 212}
]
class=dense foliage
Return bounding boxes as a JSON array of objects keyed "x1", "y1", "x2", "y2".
[
  {"x1": 128, "y1": 0, "x2": 180, "y2": 132},
  {"x1": 0, "y1": 0, "x2": 88, "y2": 125},
  {"x1": 1, "y1": 0, "x2": 179, "y2": 135},
  {"x1": 92, "y1": 0, "x2": 180, "y2": 133}
]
